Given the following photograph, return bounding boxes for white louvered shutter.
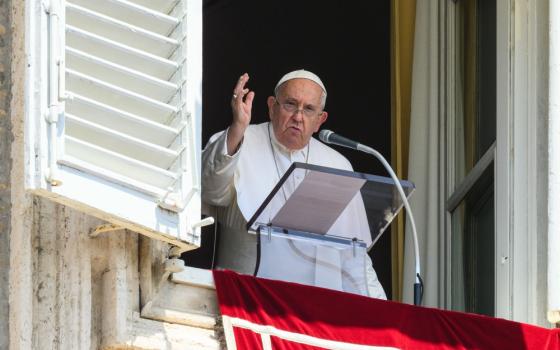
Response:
[25,0,203,249]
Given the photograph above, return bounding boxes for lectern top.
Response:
[247,162,415,248]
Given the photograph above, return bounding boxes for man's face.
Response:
[267,79,328,150]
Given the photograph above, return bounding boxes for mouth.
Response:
[287,126,302,133]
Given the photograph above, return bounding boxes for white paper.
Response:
[271,170,366,234]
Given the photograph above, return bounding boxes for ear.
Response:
[267,96,276,120]
[314,111,328,132]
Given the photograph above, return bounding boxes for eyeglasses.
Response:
[275,97,322,117]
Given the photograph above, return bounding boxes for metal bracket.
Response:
[191,216,214,230]
[158,191,185,212]
[158,187,200,213]
[168,217,214,258]
[89,223,125,238]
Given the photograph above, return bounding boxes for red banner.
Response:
[213,270,560,350]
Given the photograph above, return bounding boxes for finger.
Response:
[232,90,246,108]
[244,91,255,110]
[232,86,246,101]
[237,88,249,100]
[233,73,249,94]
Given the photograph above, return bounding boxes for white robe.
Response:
[202,122,386,299]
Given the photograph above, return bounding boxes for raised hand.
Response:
[227,73,255,155]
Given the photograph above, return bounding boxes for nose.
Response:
[292,109,304,122]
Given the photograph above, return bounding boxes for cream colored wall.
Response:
[0,0,13,347]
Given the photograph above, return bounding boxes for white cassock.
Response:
[202,121,386,299]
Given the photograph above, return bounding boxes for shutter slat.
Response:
[65,136,177,189]
[66,69,177,120]
[66,2,179,58]
[66,25,177,80]
[67,0,178,36]
[59,155,170,198]
[66,47,178,102]
[129,0,180,14]
[66,93,179,146]
[66,114,180,169]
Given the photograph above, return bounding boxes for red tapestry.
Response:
[213,270,560,350]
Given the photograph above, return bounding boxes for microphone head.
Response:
[318,129,333,143]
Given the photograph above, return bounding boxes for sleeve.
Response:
[201,128,242,206]
[365,254,387,300]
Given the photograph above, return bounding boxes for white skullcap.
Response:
[274,69,327,96]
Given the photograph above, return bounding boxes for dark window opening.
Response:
[183,0,392,298]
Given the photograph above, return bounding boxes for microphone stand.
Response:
[356,143,423,306]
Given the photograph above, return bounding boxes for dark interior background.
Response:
[184,0,392,298]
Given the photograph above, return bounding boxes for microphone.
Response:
[318,129,361,150]
[319,129,423,306]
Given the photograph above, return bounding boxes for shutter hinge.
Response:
[44,108,58,124]
[44,108,63,186]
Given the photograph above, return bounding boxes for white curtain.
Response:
[402,0,441,306]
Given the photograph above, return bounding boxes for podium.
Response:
[247,162,414,296]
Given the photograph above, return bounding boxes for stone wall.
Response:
[9,196,220,349]
[9,0,33,346]
[0,0,12,348]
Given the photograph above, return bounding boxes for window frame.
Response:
[442,0,547,324]
[444,0,497,316]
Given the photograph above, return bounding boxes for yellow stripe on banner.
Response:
[390,0,416,302]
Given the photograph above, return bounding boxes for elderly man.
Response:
[202,70,386,299]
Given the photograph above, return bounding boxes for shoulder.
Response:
[244,122,269,139]
[239,122,272,149]
[206,129,226,145]
[309,136,353,171]
[206,122,269,146]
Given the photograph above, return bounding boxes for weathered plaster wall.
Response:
[0,1,12,348]
[16,197,220,349]
[10,0,34,347]
[31,199,111,349]
[9,186,220,349]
